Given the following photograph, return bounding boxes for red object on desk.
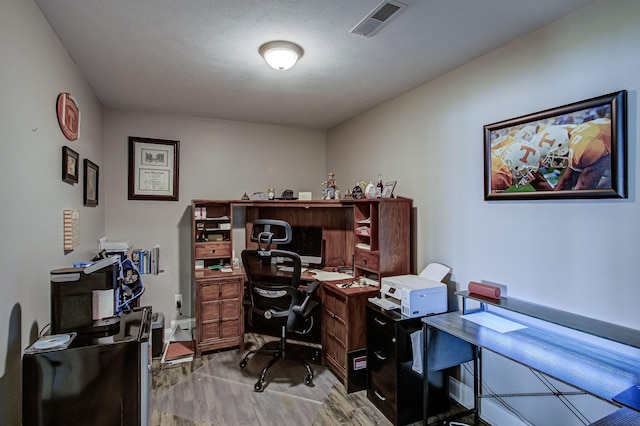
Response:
[468,281,501,299]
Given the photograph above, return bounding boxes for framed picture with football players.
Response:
[484,90,627,200]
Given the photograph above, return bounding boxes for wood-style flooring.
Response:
[150,333,488,426]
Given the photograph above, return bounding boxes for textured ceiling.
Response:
[35,0,593,129]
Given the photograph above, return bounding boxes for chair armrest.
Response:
[293,281,321,316]
[306,280,321,295]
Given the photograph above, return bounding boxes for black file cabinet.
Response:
[366,303,449,426]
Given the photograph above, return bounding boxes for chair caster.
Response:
[254,380,265,392]
[239,359,248,369]
[304,374,313,387]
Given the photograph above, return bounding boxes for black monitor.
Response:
[279,226,323,266]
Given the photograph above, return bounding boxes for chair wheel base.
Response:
[239,359,248,369]
[304,375,313,386]
[254,381,265,392]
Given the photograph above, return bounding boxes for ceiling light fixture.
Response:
[259,41,304,71]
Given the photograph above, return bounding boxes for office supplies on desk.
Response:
[312,270,354,281]
[378,275,447,317]
[468,281,501,299]
[460,311,527,333]
[368,263,451,317]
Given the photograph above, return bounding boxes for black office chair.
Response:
[239,219,321,392]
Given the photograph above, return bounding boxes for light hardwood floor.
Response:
[150,333,488,426]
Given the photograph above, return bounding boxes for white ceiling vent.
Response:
[350,0,407,37]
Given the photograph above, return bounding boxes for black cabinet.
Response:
[23,308,151,426]
[366,303,449,426]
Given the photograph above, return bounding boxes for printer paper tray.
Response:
[368,297,400,311]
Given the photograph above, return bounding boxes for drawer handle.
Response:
[374,351,386,361]
[374,390,386,401]
[374,317,387,326]
[363,258,367,265]
[211,249,216,254]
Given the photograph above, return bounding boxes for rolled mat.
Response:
[468,281,501,299]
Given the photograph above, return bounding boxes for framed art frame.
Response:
[484,90,627,200]
[128,136,180,201]
[83,159,99,207]
[381,181,397,198]
[62,146,79,184]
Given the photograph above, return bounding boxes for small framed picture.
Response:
[62,146,79,185]
[83,159,99,207]
[382,181,397,198]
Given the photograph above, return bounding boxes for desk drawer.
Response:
[368,373,397,420]
[195,242,231,259]
[324,290,347,322]
[368,311,396,336]
[368,334,397,378]
[201,300,240,322]
[355,248,379,271]
[200,281,240,301]
[201,318,240,341]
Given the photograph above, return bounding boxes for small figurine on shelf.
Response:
[352,181,365,199]
[267,188,275,200]
[322,172,338,199]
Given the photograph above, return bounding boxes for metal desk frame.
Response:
[422,292,640,425]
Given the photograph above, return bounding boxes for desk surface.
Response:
[423,311,640,406]
[457,290,640,349]
[194,267,379,296]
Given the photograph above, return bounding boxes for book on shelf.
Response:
[356,243,371,250]
[150,245,159,275]
[130,245,160,275]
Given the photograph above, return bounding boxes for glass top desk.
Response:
[421,292,640,425]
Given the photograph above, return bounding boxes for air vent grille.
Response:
[350,0,407,37]
[372,4,401,22]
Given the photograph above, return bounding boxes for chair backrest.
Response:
[242,219,305,330]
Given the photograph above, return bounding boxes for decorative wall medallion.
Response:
[56,92,80,141]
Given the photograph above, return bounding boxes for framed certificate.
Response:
[128,136,180,201]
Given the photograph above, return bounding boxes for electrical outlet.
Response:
[174,294,182,309]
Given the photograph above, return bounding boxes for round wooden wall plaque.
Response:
[56,92,80,141]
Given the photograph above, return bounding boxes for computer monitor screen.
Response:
[279,226,323,266]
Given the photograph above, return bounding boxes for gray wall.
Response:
[0,0,106,423]
[327,0,640,424]
[103,110,326,324]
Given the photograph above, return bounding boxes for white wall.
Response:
[0,0,105,423]
[103,110,326,322]
[327,0,639,424]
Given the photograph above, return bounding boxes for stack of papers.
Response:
[460,312,527,333]
[311,270,354,281]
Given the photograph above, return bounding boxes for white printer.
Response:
[369,263,450,318]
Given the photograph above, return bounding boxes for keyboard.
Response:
[368,297,400,311]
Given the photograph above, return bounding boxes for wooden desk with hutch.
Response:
[191,198,413,391]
